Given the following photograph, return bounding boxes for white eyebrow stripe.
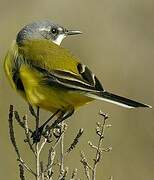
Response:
[39,26,51,32]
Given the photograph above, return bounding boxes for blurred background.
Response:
[0,0,154,179]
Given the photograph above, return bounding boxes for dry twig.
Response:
[19,164,25,180]
[66,128,84,154]
[80,110,112,180]
[8,105,111,180]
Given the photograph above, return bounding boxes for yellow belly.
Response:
[20,65,93,112]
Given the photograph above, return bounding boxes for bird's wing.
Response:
[30,63,104,93]
[18,40,104,93]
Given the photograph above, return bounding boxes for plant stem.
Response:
[36,143,40,180]
[91,115,106,180]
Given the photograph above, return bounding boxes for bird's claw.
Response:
[31,126,44,143]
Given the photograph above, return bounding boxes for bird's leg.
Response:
[31,110,60,143]
[31,107,74,143]
[48,108,74,130]
[36,106,40,129]
[42,108,74,142]
[28,104,37,118]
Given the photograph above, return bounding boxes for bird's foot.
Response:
[31,125,56,143]
[31,126,44,143]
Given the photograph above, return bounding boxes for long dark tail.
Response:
[87,91,152,108]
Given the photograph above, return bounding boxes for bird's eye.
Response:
[51,28,58,34]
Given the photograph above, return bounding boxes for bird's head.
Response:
[16,20,82,46]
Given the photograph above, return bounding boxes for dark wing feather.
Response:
[77,63,104,91]
[30,63,103,93]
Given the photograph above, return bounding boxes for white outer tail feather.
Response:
[86,91,152,109]
[86,93,134,108]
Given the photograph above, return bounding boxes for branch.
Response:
[8,105,20,158]
[80,151,91,180]
[23,115,36,155]
[80,110,112,180]
[8,105,111,180]
[18,158,36,176]
[91,111,109,180]
[70,168,78,180]
[19,164,25,180]
[66,128,84,155]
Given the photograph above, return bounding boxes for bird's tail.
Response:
[87,91,152,109]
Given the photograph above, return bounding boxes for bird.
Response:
[4,20,151,134]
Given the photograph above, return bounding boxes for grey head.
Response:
[16,20,82,46]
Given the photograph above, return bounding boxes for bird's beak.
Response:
[65,29,82,36]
